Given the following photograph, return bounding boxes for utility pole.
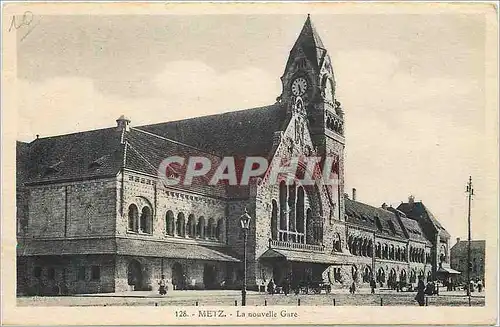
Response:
[465,176,474,306]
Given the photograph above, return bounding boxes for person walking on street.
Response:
[267,279,275,295]
[415,276,425,306]
[282,278,290,296]
[158,275,167,296]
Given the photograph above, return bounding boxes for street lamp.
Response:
[240,208,251,306]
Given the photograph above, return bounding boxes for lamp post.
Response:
[240,208,251,306]
[465,176,474,306]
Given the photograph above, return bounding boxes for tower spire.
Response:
[285,15,327,72]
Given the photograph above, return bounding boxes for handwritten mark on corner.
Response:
[9,11,40,42]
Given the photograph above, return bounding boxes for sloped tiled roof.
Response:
[16,128,125,185]
[345,198,406,240]
[124,128,227,197]
[18,238,240,262]
[399,216,430,244]
[450,240,485,254]
[139,103,288,158]
[286,15,328,72]
[397,202,451,238]
[116,238,240,262]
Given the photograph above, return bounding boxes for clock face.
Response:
[291,77,308,96]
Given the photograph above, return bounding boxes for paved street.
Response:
[17,289,485,307]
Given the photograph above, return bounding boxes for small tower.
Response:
[116,115,131,132]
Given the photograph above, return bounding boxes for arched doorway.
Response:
[400,269,407,286]
[377,268,386,287]
[172,262,186,290]
[203,264,218,289]
[388,268,397,289]
[128,259,143,291]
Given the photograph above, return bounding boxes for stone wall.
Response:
[24,179,117,239]
[119,171,227,244]
[18,255,115,295]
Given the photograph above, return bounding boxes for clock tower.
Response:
[279,15,346,222]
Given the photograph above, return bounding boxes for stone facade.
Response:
[16,16,450,295]
[450,239,485,284]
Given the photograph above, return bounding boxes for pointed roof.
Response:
[397,201,451,238]
[286,15,328,71]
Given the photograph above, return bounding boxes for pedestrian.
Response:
[349,282,356,294]
[158,275,167,296]
[370,278,376,294]
[415,276,425,306]
[283,278,289,296]
[267,279,275,295]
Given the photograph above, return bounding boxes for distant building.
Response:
[450,239,485,283]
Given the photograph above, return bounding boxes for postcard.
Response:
[1,2,498,326]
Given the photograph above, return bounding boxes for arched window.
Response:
[410,269,416,283]
[165,211,175,236]
[440,245,447,263]
[389,244,395,260]
[271,200,278,240]
[382,244,388,259]
[128,204,139,232]
[396,247,401,261]
[333,233,342,252]
[216,219,224,242]
[296,187,305,233]
[363,266,372,283]
[288,183,296,232]
[375,242,381,258]
[306,208,313,244]
[139,207,152,234]
[176,213,185,237]
[352,238,358,255]
[377,268,385,283]
[207,218,215,239]
[279,181,287,230]
[197,216,206,238]
[187,214,196,238]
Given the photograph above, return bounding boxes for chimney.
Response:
[408,195,415,205]
[116,115,131,132]
[456,237,461,244]
[352,188,357,201]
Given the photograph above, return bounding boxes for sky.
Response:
[16,11,497,242]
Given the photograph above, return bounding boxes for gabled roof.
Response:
[345,198,406,240]
[450,240,485,254]
[16,128,125,185]
[397,201,451,238]
[139,103,288,158]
